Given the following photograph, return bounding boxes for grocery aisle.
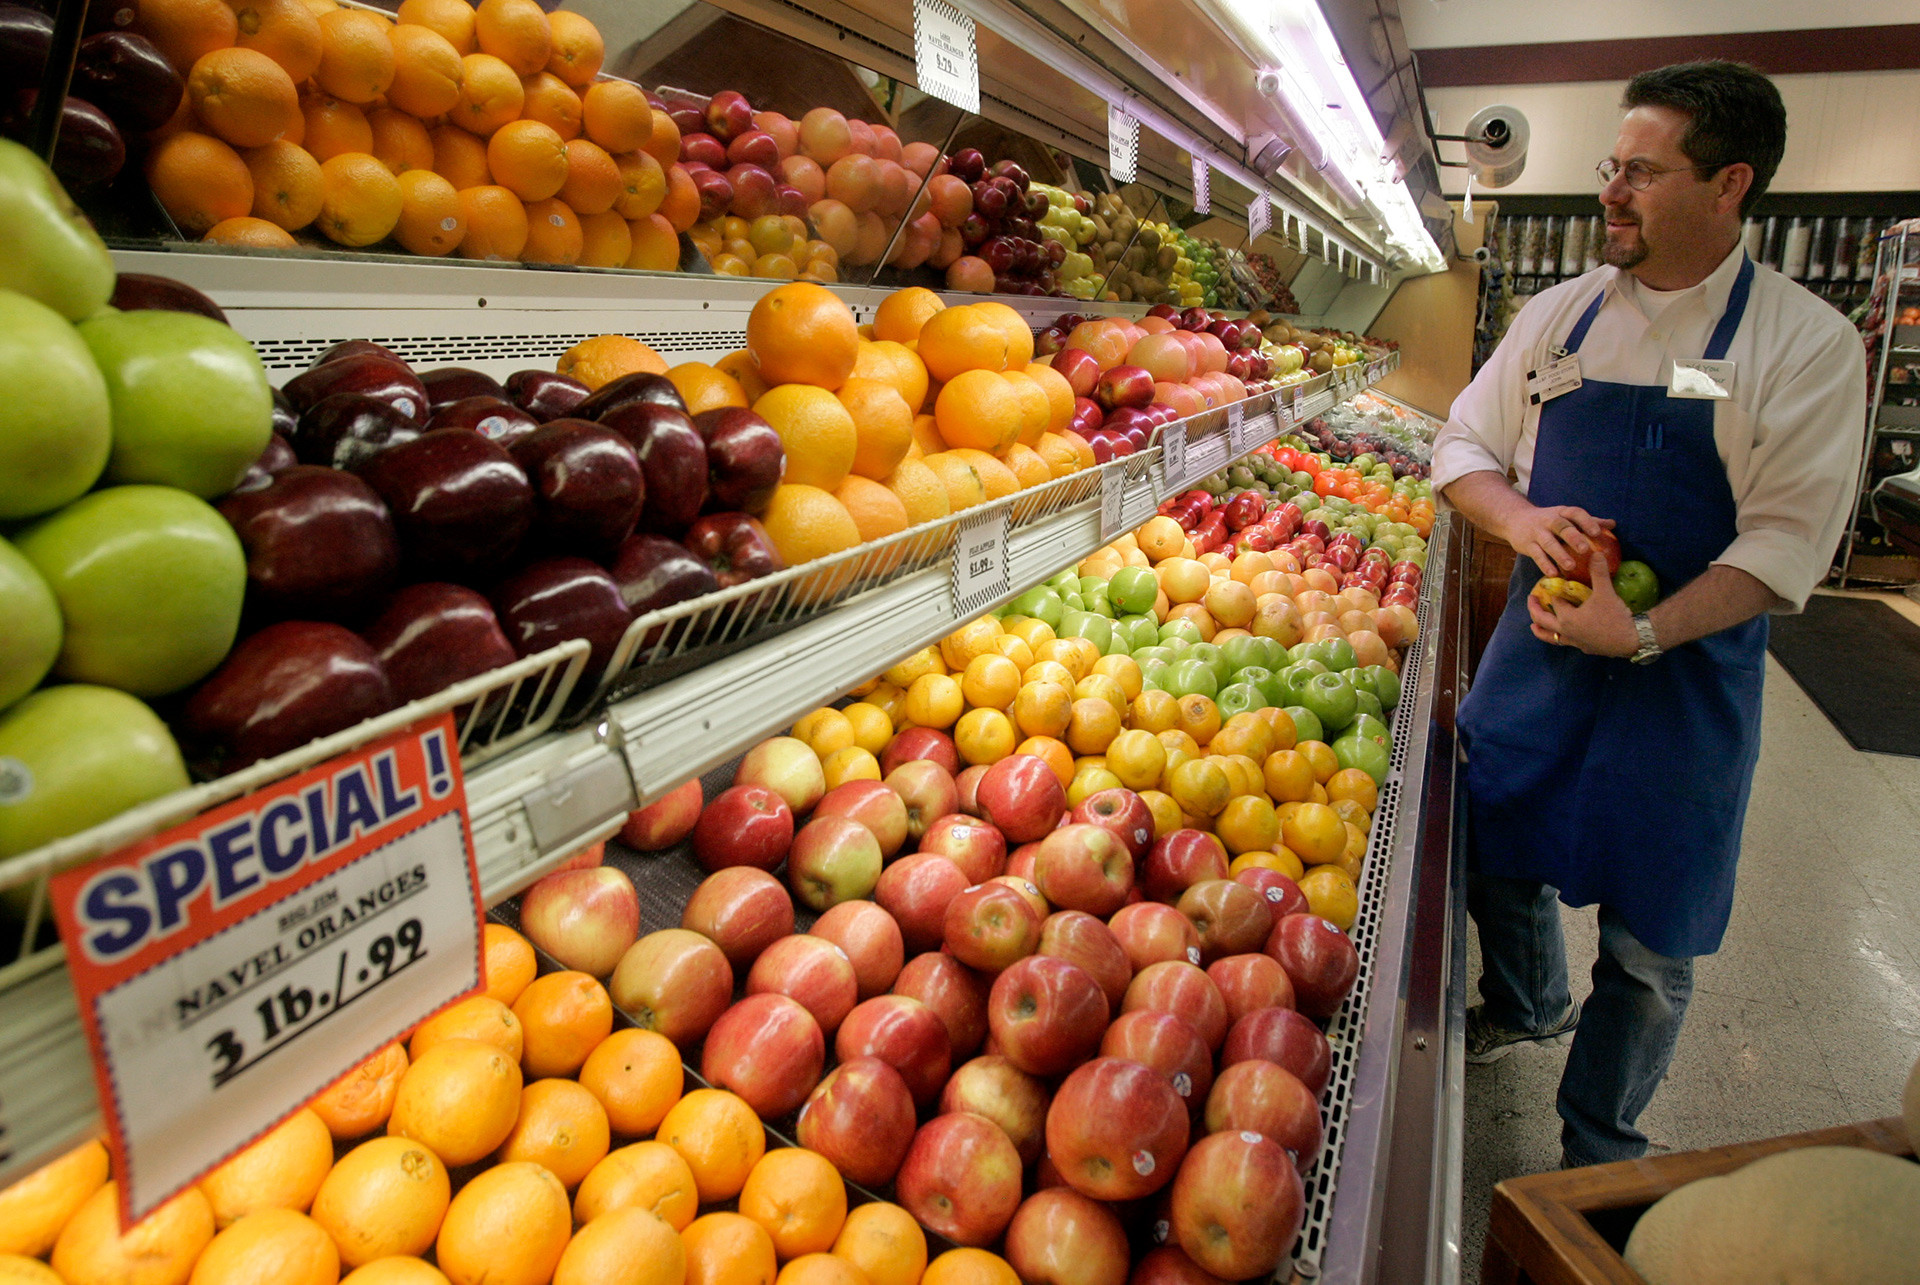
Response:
[1460,593,1920,1276]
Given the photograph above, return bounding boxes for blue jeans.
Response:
[1468,873,1696,1166]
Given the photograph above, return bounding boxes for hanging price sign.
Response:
[1100,466,1125,540]
[1228,401,1249,456]
[913,0,978,114]
[1249,195,1270,239]
[1161,422,1188,489]
[1190,157,1210,214]
[50,716,483,1225]
[1107,103,1138,184]
[951,507,1009,615]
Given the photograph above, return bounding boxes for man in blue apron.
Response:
[1432,62,1866,1167]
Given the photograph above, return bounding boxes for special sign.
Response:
[50,716,484,1224]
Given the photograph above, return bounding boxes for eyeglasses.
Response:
[1596,158,1722,190]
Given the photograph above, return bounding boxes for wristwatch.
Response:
[1629,613,1662,665]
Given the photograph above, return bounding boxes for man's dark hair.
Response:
[1623,61,1786,217]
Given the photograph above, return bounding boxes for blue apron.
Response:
[1458,257,1766,958]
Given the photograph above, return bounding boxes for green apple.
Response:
[80,308,274,498]
[0,684,190,858]
[1118,615,1160,651]
[1218,635,1265,676]
[1215,682,1268,720]
[1298,671,1358,733]
[17,485,245,697]
[0,139,114,322]
[1352,687,1384,724]
[1108,566,1157,616]
[1010,585,1065,628]
[0,537,60,712]
[1158,618,1202,647]
[1284,705,1324,744]
[1332,731,1390,784]
[1058,610,1112,655]
[0,290,112,519]
[1163,659,1219,700]
[1185,642,1230,688]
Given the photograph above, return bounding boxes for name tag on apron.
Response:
[1526,352,1582,405]
[1669,358,1735,399]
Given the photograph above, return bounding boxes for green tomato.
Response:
[1159,618,1203,646]
[1109,566,1158,616]
[1215,682,1269,721]
[1284,705,1324,744]
[1058,610,1112,654]
[1164,659,1220,700]
[1332,731,1390,784]
[1298,670,1358,733]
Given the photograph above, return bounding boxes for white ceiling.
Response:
[1399,0,1917,49]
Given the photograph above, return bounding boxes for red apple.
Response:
[1204,1060,1322,1172]
[620,778,704,850]
[1045,1057,1189,1201]
[954,764,989,817]
[1052,347,1100,398]
[1265,913,1359,1018]
[986,955,1108,1078]
[943,881,1042,973]
[1168,1131,1304,1280]
[609,928,733,1045]
[874,853,971,954]
[1006,842,1039,883]
[1176,880,1273,963]
[1130,1246,1229,1285]
[1037,910,1131,1010]
[880,726,959,776]
[1034,1150,1067,1192]
[796,1056,919,1188]
[1098,1009,1212,1112]
[938,1054,1050,1165]
[1142,830,1229,904]
[989,875,1049,923]
[810,900,904,999]
[1109,903,1204,973]
[1233,868,1307,921]
[1220,1007,1330,1098]
[1121,961,1228,1052]
[693,784,793,873]
[885,760,960,842]
[681,867,794,969]
[918,814,1007,884]
[517,865,640,978]
[815,779,909,856]
[1206,953,1295,1022]
[895,1112,1024,1246]
[1070,788,1153,862]
[835,994,952,1109]
[746,934,859,1035]
[975,754,1068,843]
[892,950,990,1057]
[1032,824,1134,917]
[787,814,883,911]
[702,992,825,1118]
[1004,1189,1131,1285]
[735,735,826,814]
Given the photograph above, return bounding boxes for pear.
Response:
[0,139,114,322]
[0,289,112,520]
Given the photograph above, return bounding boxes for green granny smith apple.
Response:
[1352,687,1383,725]
[1163,659,1219,700]
[1351,714,1391,750]
[1108,566,1158,616]
[1010,585,1065,628]
[0,290,111,520]
[1299,671,1358,733]
[1185,642,1230,688]
[81,308,274,499]
[1277,661,1326,703]
[1159,618,1203,646]
[1058,610,1112,655]
[0,139,114,322]
[1218,635,1265,676]
[1215,683,1268,720]
[1332,732,1390,784]
[1613,560,1660,614]
[0,684,189,859]
[17,485,245,697]
[1118,615,1160,650]
[1284,705,1324,744]
[0,537,60,712]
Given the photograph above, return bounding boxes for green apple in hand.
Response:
[0,289,111,519]
[0,684,189,859]
[80,308,273,498]
[0,537,60,712]
[0,139,114,322]
[16,485,245,697]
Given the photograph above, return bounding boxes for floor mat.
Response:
[1767,595,1920,756]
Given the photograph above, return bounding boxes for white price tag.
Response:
[51,717,483,1224]
[1162,423,1187,489]
[951,507,1009,614]
[1107,103,1138,184]
[1190,156,1210,215]
[1100,466,1125,540]
[913,0,978,114]
[1249,195,1271,239]
[1228,401,1248,455]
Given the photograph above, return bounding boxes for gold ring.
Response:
[1553,632,1561,643]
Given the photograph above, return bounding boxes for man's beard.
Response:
[1602,218,1648,269]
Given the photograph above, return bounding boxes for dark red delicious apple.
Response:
[810,900,904,999]
[575,371,687,421]
[608,533,719,617]
[974,754,1066,844]
[1204,1060,1322,1172]
[726,164,777,219]
[357,429,533,576]
[180,621,395,772]
[1265,913,1359,1018]
[879,727,960,776]
[892,950,989,1058]
[986,954,1108,1078]
[609,927,733,1046]
[895,1112,1023,1247]
[1220,1006,1331,1098]
[311,341,403,367]
[1071,788,1154,861]
[795,1057,918,1189]
[834,993,951,1109]
[509,419,645,554]
[231,432,297,494]
[1177,880,1273,963]
[294,392,422,472]
[1036,910,1130,1010]
[939,1055,1049,1166]
[692,407,785,515]
[599,402,708,535]
[746,933,859,1035]
[680,866,794,969]
[680,131,726,168]
[1169,1131,1305,1280]
[944,881,1041,974]
[874,852,970,954]
[360,582,517,704]
[684,512,783,588]
[218,464,398,619]
[490,556,632,680]
[420,366,506,409]
[1004,1188,1131,1285]
[1045,1057,1189,1201]
[701,992,825,1118]
[1098,1009,1213,1111]
[1143,830,1230,905]
[1108,902,1204,973]
[285,352,429,424]
[430,395,540,447]
[692,783,794,872]
[1206,953,1295,1022]
[506,369,591,422]
[108,271,227,324]
[726,129,778,169]
[1122,961,1229,1052]
[72,31,182,133]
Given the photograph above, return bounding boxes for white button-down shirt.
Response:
[1432,242,1866,610]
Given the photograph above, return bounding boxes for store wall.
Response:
[1365,205,1485,420]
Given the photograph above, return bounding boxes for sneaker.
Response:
[1464,1000,1580,1065]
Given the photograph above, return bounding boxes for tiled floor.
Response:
[1458,591,1920,1279]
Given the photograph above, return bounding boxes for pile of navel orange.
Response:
[0,920,1008,1285]
[137,0,694,267]
[555,283,1097,574]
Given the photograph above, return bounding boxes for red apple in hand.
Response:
[815,779,909,856]
[746,934,859,1034]
[1206,953,1295,1022]
[518,865,640,978]
[1033,824,1134,917]
[693,784,793,872]
[610,928,733,1045]
[1204,1060,1322,1172]
[1045,1057,1189,1201]
[885,759,960,841]
[1122,961,1228,1051]
[939,1054,1050,1165]
[681,867,794,969]
[895,1112,1023,1246]
[1037,911,1131,1010]
[796,1056,919,1188]
[1143,830,1229,904]
[1563,526,1622,586]
[1070,788,1153,861]
[1005,1189,1131,1285]
[1265,913,1359,1018]
[1098,1009,1212,1112]
[621,778,703,850]
[702,992,825,1118]
[975,754,1067,843]
[1221,1006,1330,1098]
[944,882,1042,973]
[835,994,952,1109]
[919,814,1007,884]
[811,900,903,999]
[1110,903,1204,973]
[1169,1131,1304,1281]
[987,954,1108,1077]
[892,951,989,1057]
[875,853,971,953]
[1177,880,1273,963]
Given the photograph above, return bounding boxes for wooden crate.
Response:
[1480,1117,1914,1285]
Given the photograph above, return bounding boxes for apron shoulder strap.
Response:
[1703,254,1755,362]
[1561,286,1610,355]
